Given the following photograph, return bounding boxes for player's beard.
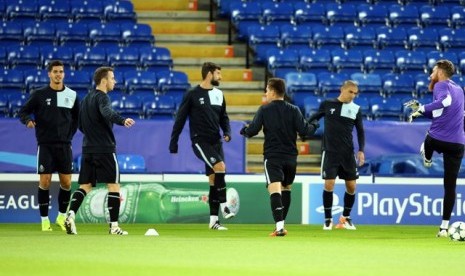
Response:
[428,78,438,91]
[211,79,220,87]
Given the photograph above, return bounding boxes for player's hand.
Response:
[26,120,36,128]
[224,135,231,142]
[240,126,248,137]
[403,99,420,112]
[408,109,424,123]
[124,118,135,128]
[309,119,320,130]
[357,151,365,166]
[169,143,178,154]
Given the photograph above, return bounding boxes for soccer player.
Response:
[406,59,465,237]
[308,80,365,231]
[18,60,79,231]
[240,78,319,236]
[169,62,234,230]
[64,67,135,235]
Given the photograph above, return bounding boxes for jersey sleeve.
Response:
[98,93,125,125]
[243,106,264,138]
[18,92,38,125]
[170,91,191,146]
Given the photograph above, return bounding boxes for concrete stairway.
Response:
[131,0,321,174]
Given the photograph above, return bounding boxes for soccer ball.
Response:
[448,221,465,242]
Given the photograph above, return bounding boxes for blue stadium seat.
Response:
[285,72,317,94]
[120,23,155,47]
[0,93,8,117]
[450,6,465,29]
[0,69,24,91]
[117,154,146,173]
[407,27,439,52]
[113,94,143,119]
[419,5,450,28]
[382,73,415,97]
[38,0,70,22]
[363,49,396,74]
[317,72,349,96]
[7,45,41,71]
[357,3,389,27]
[66,71,91,92]
[426,50,458,73]
[280,24,312,51]
[293,2,325,25]
[248,24,281,64]
[23,21,56,47]
[331,49,364,74]
[88,22,122,47]
[376,26,408,51]
[459,52,465,76]
[388,4,420,27]
[0,21,24,45]
[395,50,427,74]
[139,46,173,72]
[351,72,383,95]
[104,1,136,24]
[75,46,108,71]
[344,26,376,51]
[24,69,49,92]
[299,48,331,72]
[370,97,404,121]
[0,46,6,65]
[414,73,430,97]
[6,0,38,21]
[261,2,293,26]
[439,27,465,54]
[355,96,371,119]
[124,70,157,94]
[70,1,104,23]
[267,48,299,77]
[325,3,357,26]
[107,46,140,72]
[8,93,28,117]
[157,71,191,96]
[312,25,344,49]
[302,95,323,118]
[41,46,74,67]
[144,95,176,120]
[56,22,90,47]
[230,2,262,41]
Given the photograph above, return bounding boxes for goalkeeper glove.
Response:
[403,99,420,112]
[408,105,425,123]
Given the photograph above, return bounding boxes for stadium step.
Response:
[247,141,314,155]
[156,43,234,58]
[177,66,253,82]
[139,20,216,35]
[132,0,198,11]
[224,92,263,106]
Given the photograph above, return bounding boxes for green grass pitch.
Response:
[0,223,463,275]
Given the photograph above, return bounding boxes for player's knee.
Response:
[213,162,226,172]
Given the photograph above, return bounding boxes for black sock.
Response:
[343,192,355,217]
[38,187,49,217]
[58,187,71,214]
[209,185,220,216]
[282,190,291,220]
[68,188,86,214]
[270,193,283,223]
[214,172,226,203]
[323,190,333,219]
[107,192,121,223]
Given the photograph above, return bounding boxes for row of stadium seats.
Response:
[0,92,179,120]
[0,0,136,24]
[0,21,155,48]
[0,69,190,96]
[0,45,172,72]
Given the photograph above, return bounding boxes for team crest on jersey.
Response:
[210,157,216,164]
[39,164,45,172]
[46,98,51,106]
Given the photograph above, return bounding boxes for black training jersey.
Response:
[79,89,126,154]
[309,98,365,153]
[19,85,79,145]
[244,100,317,159]
[170,85,231,145]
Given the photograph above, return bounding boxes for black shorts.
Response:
[192,142,224,176]
[264,157,297,186]
[37,144,73,174]
[78,153,120,186]
[321,150,358,180]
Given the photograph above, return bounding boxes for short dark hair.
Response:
[93,67,114,85]
[201,62,221,80]
[46,60,64,72]
[436,59,455,78]
[267,78,286,97]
